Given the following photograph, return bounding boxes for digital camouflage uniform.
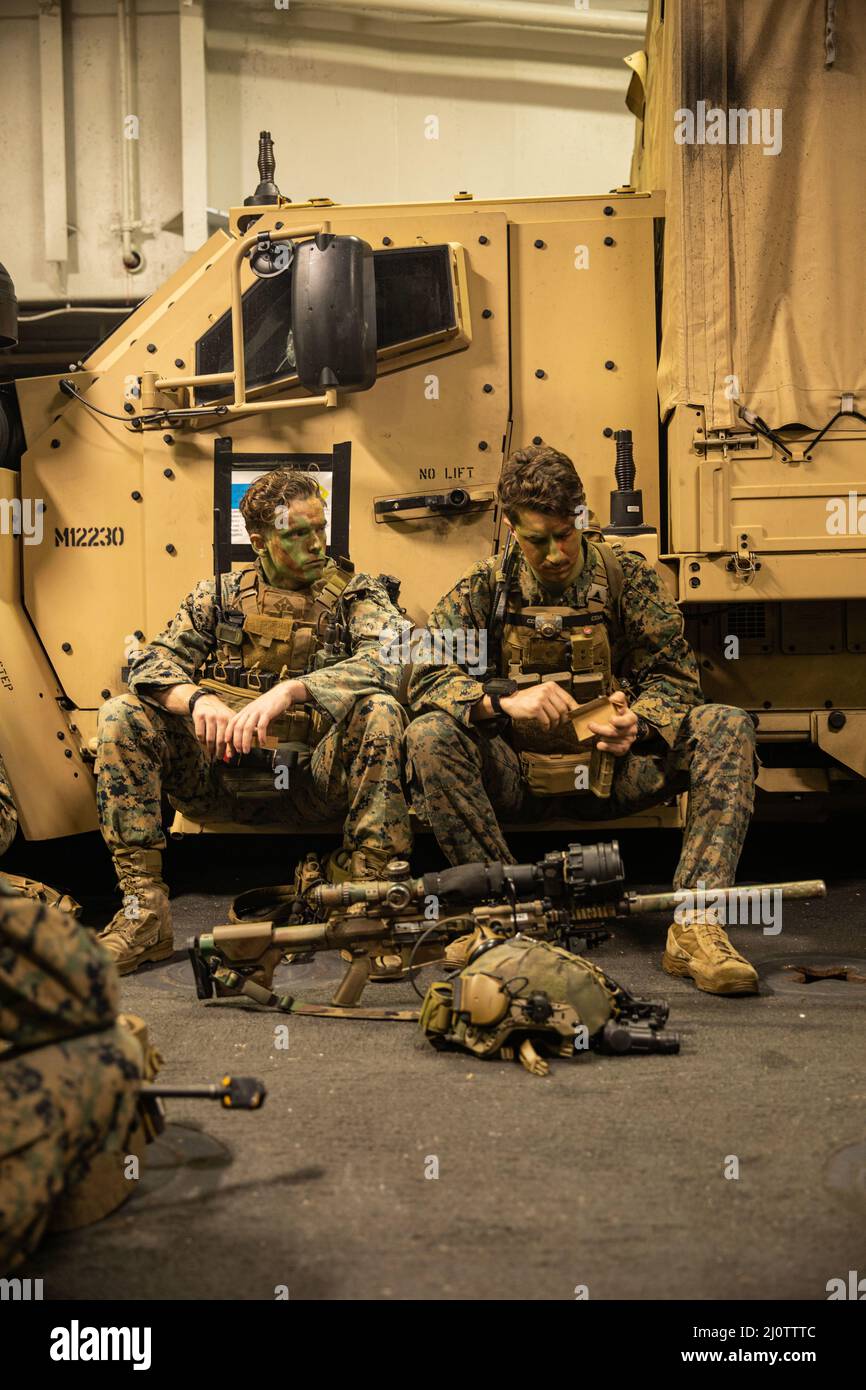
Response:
[96,560,412,865]
[0,752,17,856]
[0,755,83,914]
[0,878,141,1272]
[406,538,756,890]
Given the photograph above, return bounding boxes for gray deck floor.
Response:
[8,822,866,1301]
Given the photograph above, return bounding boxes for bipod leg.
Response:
[212,966,293,1012]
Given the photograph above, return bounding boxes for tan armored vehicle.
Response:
[1,1,863,842]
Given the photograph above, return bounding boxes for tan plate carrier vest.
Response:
[198,560,354,752]
[499,539,624,798]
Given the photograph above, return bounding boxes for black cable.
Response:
[501,973,530,1002]
[738,402,866,458]
[59,378,229,425]
[737,405,793,458]
[407,921,449,999]
[149,405,230,420]
[58,379,137,423]
[803,407,866,453]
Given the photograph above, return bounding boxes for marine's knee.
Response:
[349,691,406,736]
[404,710,462,758]
[689,703,756,749]
[97,693,150,739]
[404,710,477,785]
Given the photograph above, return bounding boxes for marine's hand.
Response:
[192,694,235,762]
[587,690,638,757]
[500,682,578,731]
[225,679,309,755]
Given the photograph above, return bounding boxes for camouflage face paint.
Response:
[252,497,328,589]
[511,507,585,592]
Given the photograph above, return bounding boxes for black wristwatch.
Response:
[188,688,211,717]
[634,715,652,743]
[482,677,519,716]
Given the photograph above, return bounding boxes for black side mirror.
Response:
[0,261,18,349]
[292,233,376,393]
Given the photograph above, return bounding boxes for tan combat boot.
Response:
[346,847,410,979]
[662,911,759,995]
[99,848,173,976]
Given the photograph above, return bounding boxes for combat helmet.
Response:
[419,934,678,1075]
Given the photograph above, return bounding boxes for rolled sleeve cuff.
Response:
[301,671,355,724]
[454,682,485,725]
[415,676,485,725]
[128,664,196,708]
[301,655,403,723]
[630,696,677,747]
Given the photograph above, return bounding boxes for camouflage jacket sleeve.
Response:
[0,754,18,857]
[612,551,704,744]
[406,561,493,724]
[127,580,218,705]
[302,573,411,724]
[0,886,119,1048]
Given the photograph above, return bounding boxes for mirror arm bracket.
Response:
[135,221,329,425]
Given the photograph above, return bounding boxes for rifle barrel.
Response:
[140,1077,267,1109]
[621,880,826,915]
[140,1084,223,1099]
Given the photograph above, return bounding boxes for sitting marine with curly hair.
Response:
[95,468,411,974]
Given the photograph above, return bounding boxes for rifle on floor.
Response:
[187,842,825,1020]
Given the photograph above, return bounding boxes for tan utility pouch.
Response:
[242,613,299,674]
[418,981,454,1038]
[243,613,293,645]
[519,747,614,798]
[0,872,82,918]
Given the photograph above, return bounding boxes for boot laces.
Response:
[100,913,139,945]
[696,919,740,959]
[101,884,163,940]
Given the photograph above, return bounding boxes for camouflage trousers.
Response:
[0,1028,141,1273]
[96,692,412,862]
[405,704,756,888]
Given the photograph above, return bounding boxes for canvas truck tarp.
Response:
[629,0,866,433]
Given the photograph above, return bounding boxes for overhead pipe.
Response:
[292,0,646,39]
[38,1,69,270]
[180,0,209,252]
[18,305,131,320]
[117,0,144,273]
